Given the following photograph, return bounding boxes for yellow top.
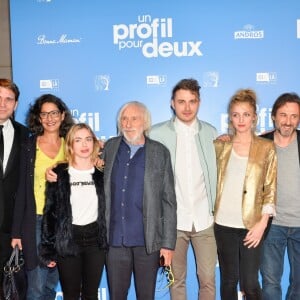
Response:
[34,138,65,215]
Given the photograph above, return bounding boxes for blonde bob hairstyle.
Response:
[64,123,100,165]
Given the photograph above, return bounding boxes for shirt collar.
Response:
[1,118,13,131]
[174,117,198,134]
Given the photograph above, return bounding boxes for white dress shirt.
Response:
[1,119,15,172]
[174,117,213,232]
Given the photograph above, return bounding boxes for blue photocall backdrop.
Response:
[9,1,300,299]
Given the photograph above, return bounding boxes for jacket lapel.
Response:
[3,122,21,178]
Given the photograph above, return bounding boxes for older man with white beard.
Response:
[103,101,177,300]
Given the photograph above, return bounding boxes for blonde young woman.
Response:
[39,123,107,300]
[214,89,277,300]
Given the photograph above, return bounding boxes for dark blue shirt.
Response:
[109,139,146,247]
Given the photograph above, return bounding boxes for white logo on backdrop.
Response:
[94,75,110,91]
[71,109,100,132]
[234,24,264,39]
[146,75,167,86]
[37,34,81,45]
[220,105,273,134]
[256,72,277,84]
[40,79,59,91]
[203,72,219,88]
[113,15,203,58]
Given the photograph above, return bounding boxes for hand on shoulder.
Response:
[215,134,232,142]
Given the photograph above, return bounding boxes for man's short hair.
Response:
[271,92,300,117]
[0,78,20,101]
[171,78,201,100]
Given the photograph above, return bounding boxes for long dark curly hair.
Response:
[26,94,74,137]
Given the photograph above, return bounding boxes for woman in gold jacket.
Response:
[214,89,277,300]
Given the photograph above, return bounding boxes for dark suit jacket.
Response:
[0,119,29,233]
[11,135,39,270]
[103,136,177,254]
[260,129,300,165]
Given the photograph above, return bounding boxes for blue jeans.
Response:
[26,215,59,300]
[261,224,300,300]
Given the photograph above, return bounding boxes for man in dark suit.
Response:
[0,79,29,298]
[103,101,177,300]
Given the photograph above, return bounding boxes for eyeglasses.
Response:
[164,266,174,287]
[39,110,61,119]
[156,265,174,292]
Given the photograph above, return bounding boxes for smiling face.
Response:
[171,89,200,125]
[0,86,18,124]
[230,102,256,134]
[39,102,65,133]
[273,102,300,138]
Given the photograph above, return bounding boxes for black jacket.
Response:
[12,135,41,270]
[260,130,300,165]
[39,163,107,265]
[0,120,28,233]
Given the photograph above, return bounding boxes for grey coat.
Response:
[103,136,177,254]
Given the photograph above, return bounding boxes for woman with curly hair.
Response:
[11,94,74,300]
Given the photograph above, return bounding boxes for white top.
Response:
[216,149,248,228]
[69,166,98,225]
[1,119,14,171]
[174,117,213,232]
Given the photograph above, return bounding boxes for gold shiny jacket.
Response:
[214,135,277,229]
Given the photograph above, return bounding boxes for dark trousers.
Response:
[107,246,160,300]
[214,223,263,300]
[0,232,11,300]
[57,222,106,300]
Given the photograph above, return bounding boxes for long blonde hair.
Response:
[64,123,100,165]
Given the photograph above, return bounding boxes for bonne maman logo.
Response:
[37,34,82,45]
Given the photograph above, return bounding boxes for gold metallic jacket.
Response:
[214,135,277,229]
